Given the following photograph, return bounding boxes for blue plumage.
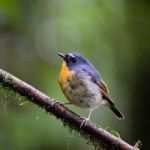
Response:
[58,52,124,127]
[67,52,101,83]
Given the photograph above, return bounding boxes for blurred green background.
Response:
[0,0,150,150]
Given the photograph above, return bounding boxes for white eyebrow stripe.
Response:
[69,53,75,58]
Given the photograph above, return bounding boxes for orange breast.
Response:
[58,61,75,89]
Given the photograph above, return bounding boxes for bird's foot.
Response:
[79,117,90,128]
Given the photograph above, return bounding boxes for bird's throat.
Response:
[58,61,75,88]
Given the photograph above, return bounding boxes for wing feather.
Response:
[96,80,113,101]
[98,80,109,94]
[96,80,124,119]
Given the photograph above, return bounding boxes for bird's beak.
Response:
[58,53,66,60]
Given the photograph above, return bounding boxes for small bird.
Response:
[58,52,124,127]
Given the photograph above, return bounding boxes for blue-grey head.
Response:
[58,52,101,81]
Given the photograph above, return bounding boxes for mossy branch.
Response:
[0,68,136,150]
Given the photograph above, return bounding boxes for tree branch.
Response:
[0,68,136,150]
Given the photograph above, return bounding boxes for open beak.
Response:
[58,53,66,60]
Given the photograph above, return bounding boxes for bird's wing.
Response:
[81,65,111,101]
[96,80,113,102]
[98,80,109,94]
[89,72,124,119]
[96,80,124,119]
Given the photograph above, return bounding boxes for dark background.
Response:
[0,0,150,149]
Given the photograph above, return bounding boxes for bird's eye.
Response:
[71,57,77,63]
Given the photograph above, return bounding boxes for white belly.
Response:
[65,74,103,108]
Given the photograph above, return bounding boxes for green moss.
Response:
[61,119,108,150]
[0,83,10,104]
[134,140,142,150]
[104,126,121,138]
[0,83,29,108]
[61,121,124,149]
[4,72,12,83]
[110,130,121,138]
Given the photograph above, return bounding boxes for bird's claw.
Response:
[79,117,90,128]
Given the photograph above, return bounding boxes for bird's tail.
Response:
[106,98,124,119]
[110,103,124,119]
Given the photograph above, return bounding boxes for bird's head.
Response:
[58,52,89,70]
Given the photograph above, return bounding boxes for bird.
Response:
[58,52,124,127]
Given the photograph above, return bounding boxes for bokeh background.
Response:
[0,0,150,150]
